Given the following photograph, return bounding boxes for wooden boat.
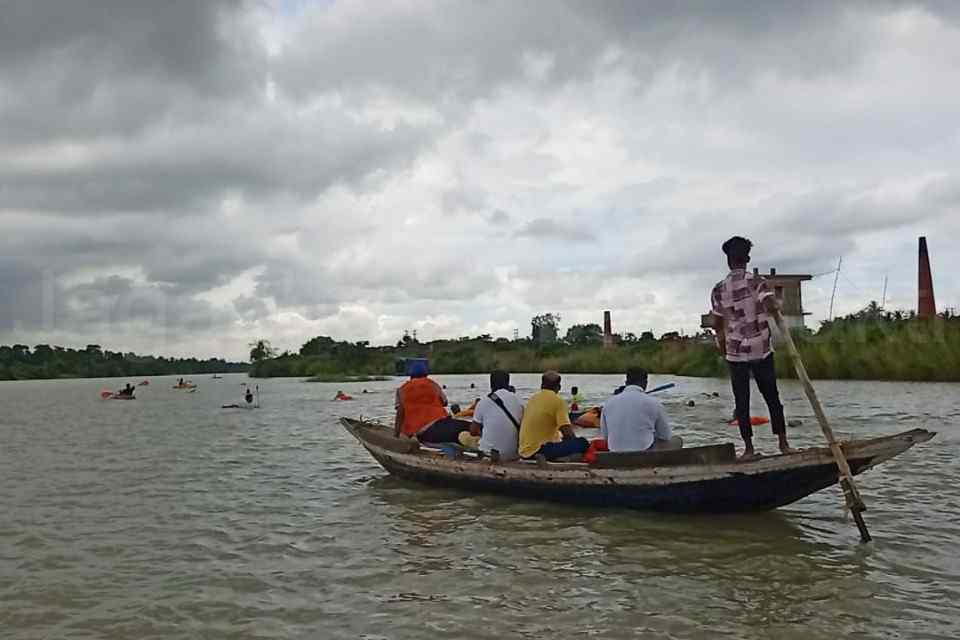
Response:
[340,418,934,513]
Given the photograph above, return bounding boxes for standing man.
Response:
[519,371,589,461]
[711,236,793,458]
[600,367,678,452]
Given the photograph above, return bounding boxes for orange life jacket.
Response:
[399,378,448,436]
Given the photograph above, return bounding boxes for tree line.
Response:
[0,344,249,380]
[248,304,960,382]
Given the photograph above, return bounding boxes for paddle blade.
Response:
[646,383,675,394]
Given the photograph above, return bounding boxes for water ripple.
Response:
[1,374,957,639]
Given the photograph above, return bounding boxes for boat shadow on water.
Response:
[362,472,842,553]
[359,472,884,615]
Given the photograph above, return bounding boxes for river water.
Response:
[1,373,957,639]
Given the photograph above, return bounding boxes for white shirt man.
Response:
[600,370,671,452]
[470,386,523,460]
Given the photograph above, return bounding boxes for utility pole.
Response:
[828,257,842,321]
[881,275,888,309]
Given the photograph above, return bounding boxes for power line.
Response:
[828,257,842,321]
[840,272,863,293]
[811,268,840,278]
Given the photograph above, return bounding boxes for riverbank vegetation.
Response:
[787,304,960,381]
[250,305,960,382]
[0,344,248,380]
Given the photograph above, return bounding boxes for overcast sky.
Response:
[2,0,958,360]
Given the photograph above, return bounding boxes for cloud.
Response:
[489,209,511,224]
[1,0,959,358]
[518,218,596,242]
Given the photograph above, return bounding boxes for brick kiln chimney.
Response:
[918,236,936,319]
[603,310,613,349]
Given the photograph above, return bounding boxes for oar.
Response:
[646,382,675,394]
[770,307,871,542]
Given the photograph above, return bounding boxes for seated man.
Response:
[600,367,680,452]
[394,361,470,444]
[459,369,522,460]
[519,371,589,461]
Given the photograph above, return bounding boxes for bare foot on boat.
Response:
[738,448,760,461]
[778,435,794,455]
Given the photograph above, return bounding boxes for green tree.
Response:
[564,323,603,345]
[249,339,277,363]
[300,336,337,356]
[531,313,561,344]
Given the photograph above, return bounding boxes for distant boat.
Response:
[341,418,934,513]
[212,374,223,380]
[100,390,136,400]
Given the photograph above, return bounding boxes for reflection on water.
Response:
[0,373,957,639]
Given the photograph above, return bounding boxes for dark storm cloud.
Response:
[1,0,958,355]
[627,173,960,279]
[65,276,235,334]
[0,0,264,147]
[233,295,271,322]
[0,260,232,339]
[0,259,62,332]
[275,0,944,105]
[0,211,264,296]
[0,111,433,214]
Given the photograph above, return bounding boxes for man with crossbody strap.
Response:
[461,370,523,460]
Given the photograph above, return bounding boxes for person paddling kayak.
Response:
[569,386,584,411]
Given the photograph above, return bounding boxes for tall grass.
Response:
[786,316,960,382]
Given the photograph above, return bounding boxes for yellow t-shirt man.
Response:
[519,389,571,458]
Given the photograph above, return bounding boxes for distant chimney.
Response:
[753,267,759,275]
[918,236,936,319]
[603,310,613,349]
[769,268,777,276]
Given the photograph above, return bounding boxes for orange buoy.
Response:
[728,416,770,426]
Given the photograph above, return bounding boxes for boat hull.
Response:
[376,454,874,512]
[342,418,934,514]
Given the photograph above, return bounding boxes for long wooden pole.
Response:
[771,308,871,542]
